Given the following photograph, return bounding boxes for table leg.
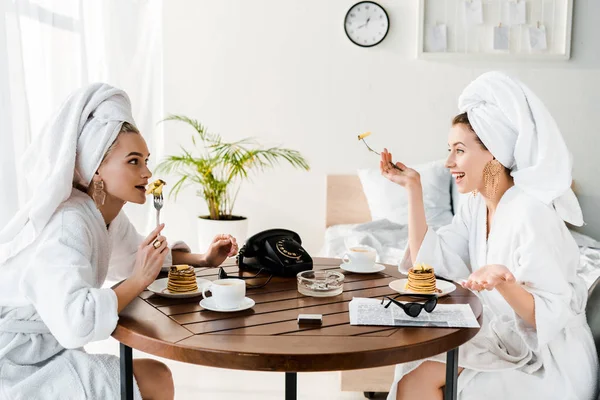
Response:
[444,347,459,400]
[120,343,134,400]
[285,372,297,400]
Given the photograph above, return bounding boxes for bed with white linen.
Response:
[322,160,600,396]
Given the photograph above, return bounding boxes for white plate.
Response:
[200,297,255,312]
[147,277,211,299]
[340,263,386,274]
[389,278,456,297]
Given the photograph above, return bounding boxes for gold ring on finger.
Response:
[153,239,162,249]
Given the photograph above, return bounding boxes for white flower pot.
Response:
[197,216,249,253]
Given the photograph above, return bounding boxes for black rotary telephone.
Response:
[237,229,313,277]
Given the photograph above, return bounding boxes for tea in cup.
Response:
[201,279,245,310]
[342,246,377,268]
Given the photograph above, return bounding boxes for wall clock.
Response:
[344,1,390,47]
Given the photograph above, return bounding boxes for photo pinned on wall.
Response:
[428,23,447,52]
[418,0,571,59]
[463,0,483,26]
[508,0,526,25]
[529,24,547,50]
[493,24,510,50]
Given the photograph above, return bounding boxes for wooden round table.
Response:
[113,257,482,400]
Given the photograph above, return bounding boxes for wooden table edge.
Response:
[112,318,482,372]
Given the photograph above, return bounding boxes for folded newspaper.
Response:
[349,297,480,328]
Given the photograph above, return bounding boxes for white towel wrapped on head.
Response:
[458,71,583,226]
[0,83,135,264]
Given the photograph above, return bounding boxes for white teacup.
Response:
[202,279,245,310]
[342,246,377,269]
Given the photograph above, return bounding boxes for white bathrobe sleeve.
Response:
[511,207,580,351]
[399,198,473,281]
[19,210,119,349]
[107,211,191,282]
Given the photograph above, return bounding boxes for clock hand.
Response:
[358,15,372,29]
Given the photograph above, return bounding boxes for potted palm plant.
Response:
[155,115,310,251]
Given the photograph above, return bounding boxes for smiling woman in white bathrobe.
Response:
[0,84,238,399]
[380,72,598,400]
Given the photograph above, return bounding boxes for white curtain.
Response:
[0,0,163,231]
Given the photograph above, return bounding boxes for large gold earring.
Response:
[92,180,106,208]
[483,159,503,200]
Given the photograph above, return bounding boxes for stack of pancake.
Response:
[406,263,438,294]
[167,265,197,293]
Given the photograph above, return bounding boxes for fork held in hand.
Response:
[360,138,404,171]
[153,194,164,227]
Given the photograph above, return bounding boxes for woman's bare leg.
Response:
[133,358,174,400]
[396,361,464,400]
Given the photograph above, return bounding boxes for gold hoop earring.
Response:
[92,180,106,208]
[483,159,503,200]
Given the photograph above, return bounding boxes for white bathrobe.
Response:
[387,186,598,400]
[0,189,188,399]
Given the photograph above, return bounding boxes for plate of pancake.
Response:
[147,265,210,298]
[389,264,456,297]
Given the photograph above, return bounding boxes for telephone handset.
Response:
[237,229,313,277]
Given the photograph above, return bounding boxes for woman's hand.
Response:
[130,224,169,288]
[204,234,239,267]
[380,148,421,189]
[462,264,516,292]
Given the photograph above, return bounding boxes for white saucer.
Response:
[147,277,211,299]
[389,278,456,297]
[200,297,255,312]
[340,263,386,274]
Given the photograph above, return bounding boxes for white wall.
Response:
[161,0,600,254]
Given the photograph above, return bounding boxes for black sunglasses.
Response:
[218,267,274,289]
[380,293,438,318]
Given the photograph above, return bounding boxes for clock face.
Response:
[344,1,389,47]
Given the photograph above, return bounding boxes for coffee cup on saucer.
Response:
[342,245,377,270]
[201,279,245,310]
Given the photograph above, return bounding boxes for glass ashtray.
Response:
[297,270,344,297]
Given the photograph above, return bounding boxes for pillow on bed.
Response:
[358,159,453,227]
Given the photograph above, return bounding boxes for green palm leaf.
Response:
[155,115,310,219]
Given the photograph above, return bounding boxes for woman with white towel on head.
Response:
[380,71,598,400]
[0,84,238,399]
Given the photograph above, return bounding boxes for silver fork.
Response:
[360,138,404,171]
[153,194,164,226]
